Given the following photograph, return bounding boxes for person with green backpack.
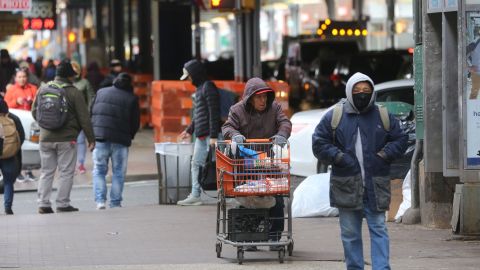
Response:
[312,72,407,270]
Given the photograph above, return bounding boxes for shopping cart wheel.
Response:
[287,241,294,256]
[278,247,285,263]
[216,242,222,258]
[237,247,244,265]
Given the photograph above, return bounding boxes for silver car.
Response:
[0,108,41,193]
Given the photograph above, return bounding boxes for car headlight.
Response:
[30,122,40,143]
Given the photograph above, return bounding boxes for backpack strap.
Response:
[377,105,390,132]
[46,82,68,89]
[331,103,343,144]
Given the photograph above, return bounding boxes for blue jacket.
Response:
[312,72,407,211]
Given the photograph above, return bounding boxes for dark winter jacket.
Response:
[312,72,407,211]
[184,61,220,138]
[222,78,291,139]
[99,72,119,89]
[91,85,140,147]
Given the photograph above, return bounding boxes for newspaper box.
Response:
[155,143,193,204]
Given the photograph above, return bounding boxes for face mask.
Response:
[353,93,372,111]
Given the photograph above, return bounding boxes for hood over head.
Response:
[242,77,275,111]
[180,59,207,87]
[345,72,375,113]
[113,72,133,92]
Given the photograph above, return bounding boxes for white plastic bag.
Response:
[292,173,339,218]
[395,169,412,220]
[235,196,276,209]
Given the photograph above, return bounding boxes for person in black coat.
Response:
[177,59,220,206]
[90,73,140,209]
[0,97,24,215]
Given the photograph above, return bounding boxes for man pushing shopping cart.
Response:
[217,77,292,264]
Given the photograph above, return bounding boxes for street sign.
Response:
[0,0,31,11]
[22,0,56,30]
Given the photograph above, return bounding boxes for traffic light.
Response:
[317,19,368,38]
[210,0,235,9]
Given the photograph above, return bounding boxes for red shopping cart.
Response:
[215,139,293,264]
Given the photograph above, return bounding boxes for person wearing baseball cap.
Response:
[177,59,220,206]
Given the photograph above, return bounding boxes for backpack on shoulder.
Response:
[331,102,390,142]
[35,82,69,130]
[0,114,21,159]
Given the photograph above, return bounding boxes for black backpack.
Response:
[35,82,69,130]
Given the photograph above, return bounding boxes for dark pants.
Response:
[1,157,18,209]
[269,196,285,241]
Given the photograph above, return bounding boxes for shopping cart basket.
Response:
[215,139,293,264]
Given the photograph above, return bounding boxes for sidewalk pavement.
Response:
[14,128,159,192]
[0,203,479,269]
[5,129,480,269]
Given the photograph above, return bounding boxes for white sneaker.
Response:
[96,202,106,210]
[177,194,202,206]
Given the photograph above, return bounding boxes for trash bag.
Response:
[292,173,339,218]
[395,169,412,220]
[235,196,276,209]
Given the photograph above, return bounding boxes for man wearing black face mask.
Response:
[312,72,407,270]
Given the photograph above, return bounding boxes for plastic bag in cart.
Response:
[292,173,339,218]
[235,196,276,209]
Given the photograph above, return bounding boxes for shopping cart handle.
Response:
[223,139,271,143]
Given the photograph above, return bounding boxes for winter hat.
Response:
[0,49,9,59]
[110,59,122,67]
[113,72,133,91]
[180,59,205,80]
[0,98,9,113]
[245,77,273,96]
[56,59,77,78]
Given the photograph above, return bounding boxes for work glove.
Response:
[232,134,246,144]
[271,135,287,147]
[334,152,356,168]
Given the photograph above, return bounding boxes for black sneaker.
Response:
[38,207,55,214]
[56,205,79,212]
[16,174,26,183]
[26,171,36,181]
[5,208,13,215]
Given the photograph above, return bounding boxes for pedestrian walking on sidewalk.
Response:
[177,59,220,206]
[4,67,38,182]
[312,72,407,270]
[99,59,123,88]
[32,59,95,214]
[71,61,95,175]
[222,77,292,251]
[0,98,24,215]
[91,73,140,210]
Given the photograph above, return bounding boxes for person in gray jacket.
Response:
[312,72,407,270]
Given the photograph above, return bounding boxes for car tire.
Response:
[317,160,328,173]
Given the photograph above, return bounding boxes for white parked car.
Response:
[290,79,415,177]
[0,108,40,193]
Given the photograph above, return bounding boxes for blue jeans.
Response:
[76,131,87,165]
[190,136,209,197]
[92,142,129,207]
[1,157,18,209]
[339,205,390,270]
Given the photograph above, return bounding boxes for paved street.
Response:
[1,129,479,269]
[1,182,480,269]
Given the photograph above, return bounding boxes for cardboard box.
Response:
[386,178,403,222]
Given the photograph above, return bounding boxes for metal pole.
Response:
[194,3,201,59]
[387,0,395,49]
[252,0,262,77]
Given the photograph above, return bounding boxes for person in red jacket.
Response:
[4,67,37,111]
[4,67,38,182]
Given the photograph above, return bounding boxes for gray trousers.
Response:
[37,141,77,208]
